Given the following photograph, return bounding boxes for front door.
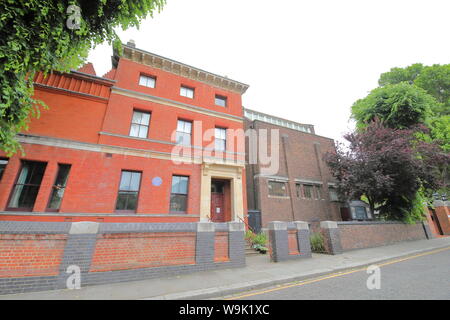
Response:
[211,180,225,222]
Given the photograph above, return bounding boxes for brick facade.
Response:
[244,112,342,227]
[0,43,249,223]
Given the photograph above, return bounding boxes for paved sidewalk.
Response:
[1,237,449,300]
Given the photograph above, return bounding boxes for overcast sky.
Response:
[88,0,450,142]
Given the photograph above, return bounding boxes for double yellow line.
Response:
[226,246,450,300]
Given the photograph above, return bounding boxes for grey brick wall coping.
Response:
[286,222,296,230]
[433,200,450,207]
[337,221,421,226]
[99,222,198,233]
[214,223,229,232]
[0,212,200,218]
[0,221,245,234]
[0,221,71,234]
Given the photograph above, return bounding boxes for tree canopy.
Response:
[351,83,436,130]
[378,63,424,87]
[351,63,450,197]
[0,0,165,155]
[379,63,450,116]
[324,121,448,222]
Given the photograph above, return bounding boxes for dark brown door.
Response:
[211,180,225,222]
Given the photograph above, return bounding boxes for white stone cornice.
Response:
[122,44,249,95]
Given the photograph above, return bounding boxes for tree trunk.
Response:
[368,198,375,217]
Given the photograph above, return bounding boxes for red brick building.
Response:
[0,42,249,223]
[244,108,342,229]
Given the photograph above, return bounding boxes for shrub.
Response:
[310,232,325,253]
[245,230,268,254]
[253,232,267,246]
[245,230,255,242]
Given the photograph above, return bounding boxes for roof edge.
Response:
[114,43,249,95]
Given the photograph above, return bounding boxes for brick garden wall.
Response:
[0,234,67,278]
[214,232,230,262]
[318,221,433,255]
[90,232,197,272]
[267,221,312,262]
[0,221,245,295]
[287,229,300,255]
[319,221,433,254]
[336,221,430,252]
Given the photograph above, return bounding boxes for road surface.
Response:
[226,247,450,300]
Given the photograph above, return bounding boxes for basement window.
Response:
[314,185,323,200]
[302,184,314,199]
[329,187,339,201]
[268,181,287,197]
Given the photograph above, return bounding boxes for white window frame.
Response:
[180,86,194,99]
[176,120,192,145]
[138,74,156,88]
[215,95,227,107]
[129,110,151,138]
[215,127,227,151]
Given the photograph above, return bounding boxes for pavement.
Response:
[1,237,449,300]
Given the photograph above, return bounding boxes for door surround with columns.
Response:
[200,161,244,222]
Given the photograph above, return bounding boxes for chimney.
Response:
[127,39,136,48]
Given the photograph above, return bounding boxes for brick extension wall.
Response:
[339,222,429,251]
[0,221,245,295]
[319,220,433,254]
[244,118,342,227]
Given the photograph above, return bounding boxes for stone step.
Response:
[245,242,261,256]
